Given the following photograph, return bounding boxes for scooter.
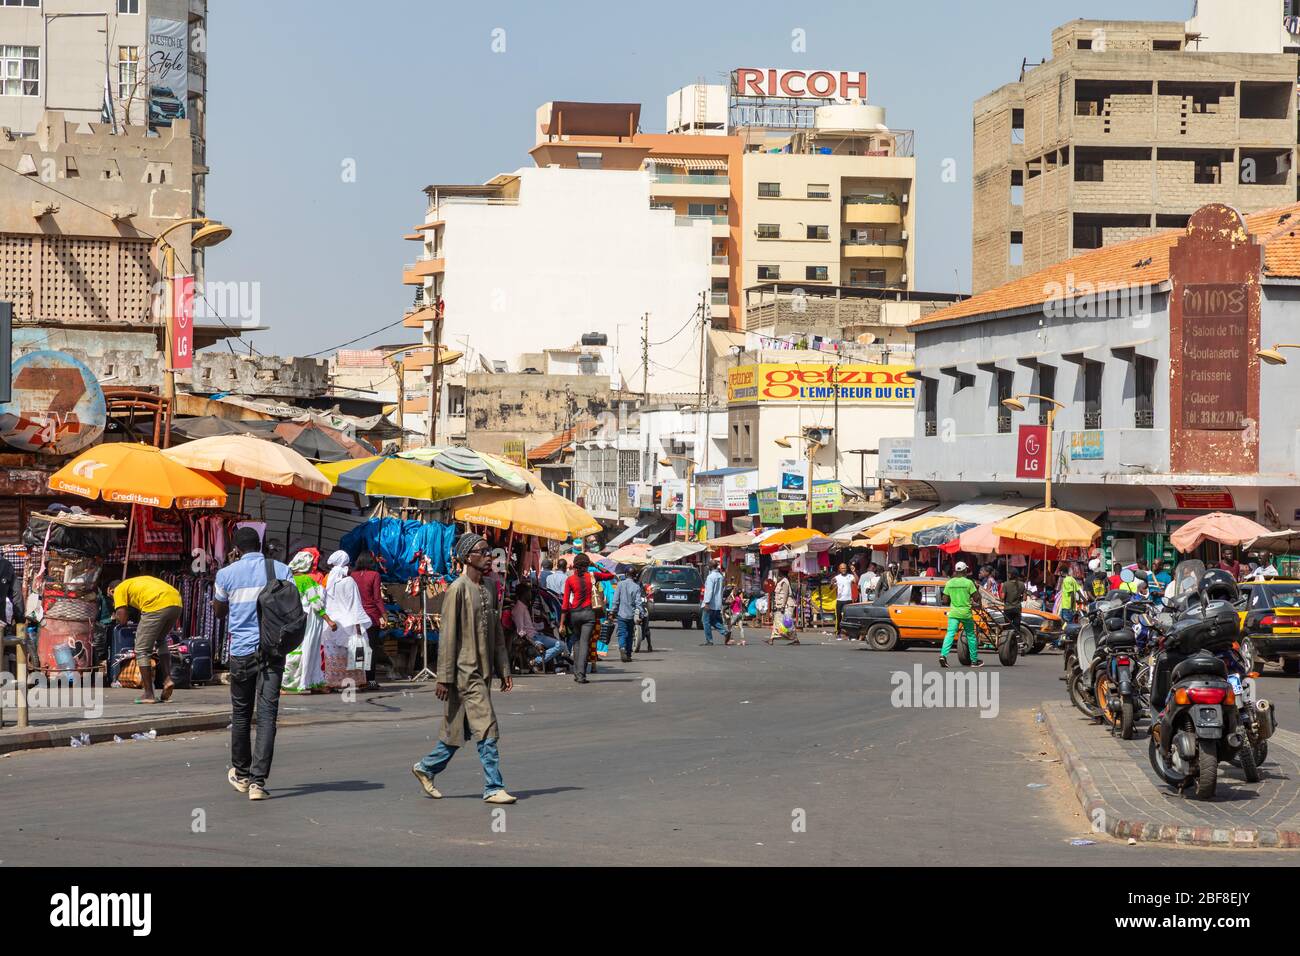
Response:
[1222,644,1276,781]
[1147,562,1247,800]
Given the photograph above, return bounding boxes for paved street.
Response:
[3,623,1299,866]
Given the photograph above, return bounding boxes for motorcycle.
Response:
[1147,562,1250,799]
[1221,644,1276,782]
[1095,587,1160,739]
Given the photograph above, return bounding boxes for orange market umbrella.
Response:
[991,507,1100,549]
[759,527,826,554]
[163,434,333,504]
[1170,511,1271,553]
[48,443,228,576]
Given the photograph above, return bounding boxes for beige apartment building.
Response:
[973,9,1300,292]
[739,103,915,295]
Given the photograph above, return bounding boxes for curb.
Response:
[1040,701,1300,850]
[0,710,231,756]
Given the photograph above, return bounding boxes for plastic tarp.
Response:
[830,500,937,542]
[340,516,455,580]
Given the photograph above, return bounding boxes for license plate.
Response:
[666,594,688,602]
[1194,706,1222,727]
[1272,626,1300,633]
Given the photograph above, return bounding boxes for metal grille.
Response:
[1136,408,1154,429]
[997,414,1011,433]
[1084,410,1102,429]
[924,418,937,437]
[118,240,155,322]
[0,235,33,320]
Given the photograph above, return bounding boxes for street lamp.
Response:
[775,431,827,529]
[1258,343,1300,365]
[151,217,232,428]
[1001,393,1065,509]
[558,478,595,505]
[658,454,697,540]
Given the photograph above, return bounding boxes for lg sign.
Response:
[733,68,868,101]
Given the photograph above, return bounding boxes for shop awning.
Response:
[933,497,1035,526]
[831,499,936,542]
[606,522,651,550]
[652,156,727,170]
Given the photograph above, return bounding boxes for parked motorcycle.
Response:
[1147,563,1250,799]
[1222,644,1276,781]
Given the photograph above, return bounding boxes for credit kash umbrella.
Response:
[456,485,600,540]
[316,454,472,502]
[991,507,1100,549]
[48,443,228,576]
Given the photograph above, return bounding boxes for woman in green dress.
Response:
[283,549,334,694]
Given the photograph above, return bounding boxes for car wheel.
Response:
[866,623,898,651]
[998,629,1018,666]
[1283,657,1300,676]
[1239,637,1257,673]
[680,619,691,629]
[956,639,972,666]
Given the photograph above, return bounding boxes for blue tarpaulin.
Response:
[340,517,455,580]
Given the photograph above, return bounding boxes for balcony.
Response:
[710,292,729,306]
[842,238,907,260]
[843,196,903,225]
[425,196,518,219]
[649,174,730,200]
[676,214,729,226]
[403,305,439,329]
[711,255,729,265]
[403,255,445,284]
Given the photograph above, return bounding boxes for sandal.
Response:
[133,697,160,704]
[160,684,174,702]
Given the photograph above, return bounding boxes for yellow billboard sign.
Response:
[727,363,916,404]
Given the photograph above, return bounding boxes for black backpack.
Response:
[257,558,307,661]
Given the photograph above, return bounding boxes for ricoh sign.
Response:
[732,68,868,101]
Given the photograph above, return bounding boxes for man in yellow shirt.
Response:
[112,576,182,703]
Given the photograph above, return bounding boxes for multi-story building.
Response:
[738,103,916,295]
[972,0,1300,293]
[0,0,209,251]
[884,199,1300,568]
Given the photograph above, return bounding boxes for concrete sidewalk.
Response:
[0,681,439,755]
[1041,699,1300,849]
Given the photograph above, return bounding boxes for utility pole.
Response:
[641,311,650,409]
[696,290,707,412]
[427,306,442,447]
[831,355,839,482]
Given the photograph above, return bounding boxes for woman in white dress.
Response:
[323,550,371,690]
[282,550,332,694]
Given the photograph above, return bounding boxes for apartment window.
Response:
[848,227,886,243]
[0,46,38,97]
[757,265,780,280]
[806,265,829,282]
[922,377,937,436]
[1075,154,1104,182]
[1009,231,1023,266]
[117,46,139,100]
[954,371,975,394]
[2,1,40,6]
[1077,38,1092,50]
[576,152,602,170]
[850,268,887,287]
[687,203,719,217]
[742,423,753,461]
[757,223,780,239]
[1035,365,1056,425]
[1153,39,1181,51]
[1010,169,1024,206]
[758,182,781,197]
[1011,108,1024,145]
[1135,356,1155,429]
[118,0,139,12]
[807,184,830,199]
[1084,360,1103,429]
[806,224,829,240]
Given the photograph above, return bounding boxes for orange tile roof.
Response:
[914,201,1300,329]
[526,420,601,463]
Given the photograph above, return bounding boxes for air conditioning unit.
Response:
[901,192,909,204]
[803,426,833,445]
[900,273,909,283]
[900,230,909,241]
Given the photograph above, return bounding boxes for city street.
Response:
[5,623,1298,867]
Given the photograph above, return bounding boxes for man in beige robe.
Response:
[411,533,516,804]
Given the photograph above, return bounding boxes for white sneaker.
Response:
[483,790,517,805]
[227,767,250,793]
[248,784,269,801]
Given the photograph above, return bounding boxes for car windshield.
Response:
[652,568,700,587]
[1259,584,1300,608]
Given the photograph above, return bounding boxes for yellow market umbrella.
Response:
[888,513,955,545]
[991,507,1100,549]
[456,486,600,540]
[853,522,899,549]
[316,455,472,501]
[758,528,826,553]
[163,434,333,503]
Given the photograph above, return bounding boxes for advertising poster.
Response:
[778,459,807,503]
[171,275,194,370]
[147,17,188,130]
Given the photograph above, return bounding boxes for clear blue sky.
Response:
[207,0,1187,357]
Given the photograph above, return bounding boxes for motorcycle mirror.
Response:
[1120,568,1135,583]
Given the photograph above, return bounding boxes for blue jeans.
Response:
[529,633,565,667]
[701,607,726,644]
[418,737,504,797]
[616,617,634,655]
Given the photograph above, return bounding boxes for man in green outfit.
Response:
[940,562,982,668]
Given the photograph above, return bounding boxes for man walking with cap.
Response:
[412,532,516,804]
